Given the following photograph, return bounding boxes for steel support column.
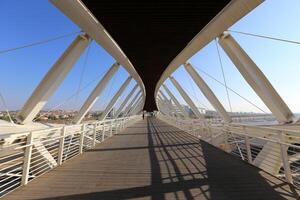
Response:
[123,91,142,117]
[114,84,138,118]
[159,90,177,116]
[18,34,90,124]
[74,63,120,124]
[162,84,189,118]
[129,98,143,116]
[98,77,132,120]
[127,96,142,116]
[169,76,204,119]
[184,63,231,123]
[218,32,294,123]
[158,91,175,117]
[157,96,170,116]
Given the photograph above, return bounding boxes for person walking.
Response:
[142,111,145,120]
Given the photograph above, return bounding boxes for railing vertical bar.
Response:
[57,127,66,165]
[21,132,33,186]
[93,124,97,147]
[279,131,293,184]
[245,135,252,164]
[79,124,86,154]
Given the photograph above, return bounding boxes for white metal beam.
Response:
[184,63,231,123]
[123,91,142,117]
[98,76,132,120]
[155,0,263,99]
[50,0,146,100]
[17,34,90,124]
[158,91,175,117]
[162,84,189,118]
[127,95,142,116]
[169,76,204,119]
[218,32,294,123]
[129,98,143,116]
[74,63,120,124]
[157,96,169,116]
[114,84,139,118]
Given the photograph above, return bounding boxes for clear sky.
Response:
[0,0,300,114]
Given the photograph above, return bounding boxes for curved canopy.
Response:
[82,0,230,111]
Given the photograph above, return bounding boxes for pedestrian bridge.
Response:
[2,0,300,199]
[2,117,300,200]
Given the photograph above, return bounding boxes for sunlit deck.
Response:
[2,117,299,200]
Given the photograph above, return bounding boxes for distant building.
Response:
[205,110,218,118]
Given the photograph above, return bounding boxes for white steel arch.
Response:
[154,0,263,106]
[51,0,146,110]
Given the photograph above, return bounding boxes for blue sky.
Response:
[0,0,300,114]
[166,0,300,113]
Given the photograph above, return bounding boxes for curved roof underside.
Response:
[82,0,230,111]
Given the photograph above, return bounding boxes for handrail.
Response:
[0,115,141,197]
[157,112,300,187]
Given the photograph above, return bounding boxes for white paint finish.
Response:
[131,100,143,115]
[162,84,189,118]
[169,76,204,119]
[114,84,139,118]
[18,34,90,124]
[50,0,145,100]
[57,127,66,165]
[155,0,263,99]
[123,91,142,117]
[184,63,231,123]
[33,141,58,168]
[156,98,169,116]
[218,33,294,123]
[158,92,175,117]
[74,63,120,124]
[244,135,252,164]
[79,124,86,154]
[98,77,132,120]
[127,96,142,116]
[21,132,33,185]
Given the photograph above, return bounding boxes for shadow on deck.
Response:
[3,117,300,200]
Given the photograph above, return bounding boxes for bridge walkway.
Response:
[2,117,300,200]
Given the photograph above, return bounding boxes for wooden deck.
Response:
[3,117,300,200]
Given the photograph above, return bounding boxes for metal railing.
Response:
[158,113,300,188]
[0,115,140,197]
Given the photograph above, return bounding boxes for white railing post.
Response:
[115,120,118,134]
[79,124,86,154]
[120,119,123,130]
[191,120,194,136]
[223,126,230,152]
[102,123,105,142]
[279,131,293,183]
[209,126,214,145]
[244,134,252,164]
[110,120,113,136]
[93,123,97,147]
[117,120,121,133]
[57,126,66,165]
[21,132,33,186]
